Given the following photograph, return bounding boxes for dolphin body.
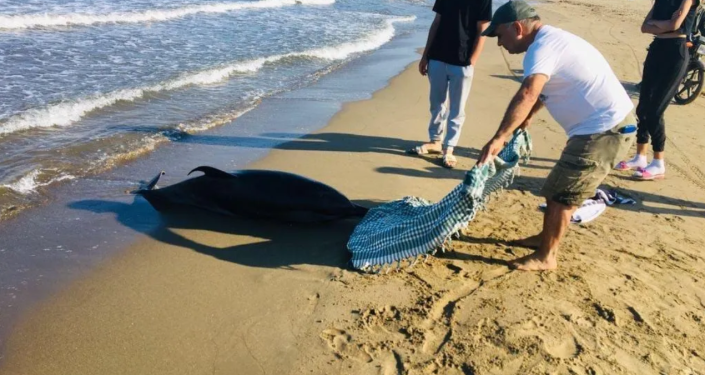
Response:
[134,166,368,223]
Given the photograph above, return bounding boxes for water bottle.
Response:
[619,124,637,134]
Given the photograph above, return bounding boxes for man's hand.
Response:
[419,56,429,76]
[478,136,506,165]
[478,74,546,166]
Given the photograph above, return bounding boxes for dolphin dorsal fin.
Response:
[187,166,235,179]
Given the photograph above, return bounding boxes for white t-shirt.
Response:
[523,25,633,137]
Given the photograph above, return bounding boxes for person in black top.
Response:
[407,0,492,169]
[615,0,700,180]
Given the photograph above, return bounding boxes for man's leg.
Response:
[510,200,577,271]
[422,60,449,153]
[511,115,635,271]
[510,133,596,270]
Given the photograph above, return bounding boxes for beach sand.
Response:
[2,0,705,374]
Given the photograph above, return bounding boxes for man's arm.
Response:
[478,74,548,164]
[419,13,442,76]
[520,99,544,130]
[469,21,490,66]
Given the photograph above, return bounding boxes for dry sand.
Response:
[3,0,705,374]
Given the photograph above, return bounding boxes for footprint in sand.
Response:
[305,292,320,315]
[320,328,377,363]
[543,336,582,360]
[509,316,583,359]
[320,328,351,353]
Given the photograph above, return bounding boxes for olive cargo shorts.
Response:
[541,113,636,206]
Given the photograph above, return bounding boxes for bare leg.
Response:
[510,199,576,271]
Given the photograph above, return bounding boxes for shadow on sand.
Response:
[69,198,382,270]
[70,122,703,271]
[509,174,705,219]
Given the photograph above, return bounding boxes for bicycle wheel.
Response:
[674,60,705,105]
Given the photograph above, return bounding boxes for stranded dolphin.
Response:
[133,166,368,223]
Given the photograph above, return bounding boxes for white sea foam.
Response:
[176,102,260,133]
[1,170,75,194]
[299,16,416,60]
[0,16,415,137]
[0,0,335,30]
[0,60,267,136]
[84,99,260,173]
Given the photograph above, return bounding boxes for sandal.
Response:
[406,144,441,155]
[442,154,457,169]
[633,169,664,181]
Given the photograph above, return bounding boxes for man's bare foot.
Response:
[509,234,542,249]
[509,252,557,271]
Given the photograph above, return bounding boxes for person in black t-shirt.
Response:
[407,0,492,169]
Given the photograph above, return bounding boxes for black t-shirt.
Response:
[652,0,700,35]
[427,0,493,67]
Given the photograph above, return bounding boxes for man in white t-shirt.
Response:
[477,0,636,271]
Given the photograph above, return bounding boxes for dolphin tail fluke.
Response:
[188,166,234,179]
[145,171,165,190]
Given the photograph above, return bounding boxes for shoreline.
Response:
[3,0,705,373]
[0,2,429,223]
[0,29,428,359]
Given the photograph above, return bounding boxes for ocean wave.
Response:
[175,102,260,133]
[1,170,75,195]
[93,104,261,172]
[0,16,415,137]
[0,60,267,136]
[299,16,416,60]
[0,0,335,30]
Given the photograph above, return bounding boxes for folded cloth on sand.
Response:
[539,189,636,224]
[347,130,532,272]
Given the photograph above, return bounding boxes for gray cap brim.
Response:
[481,23,498,37]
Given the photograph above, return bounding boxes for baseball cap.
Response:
[482,0,539,37]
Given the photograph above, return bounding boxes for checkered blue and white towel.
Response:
[347,130,532,272]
